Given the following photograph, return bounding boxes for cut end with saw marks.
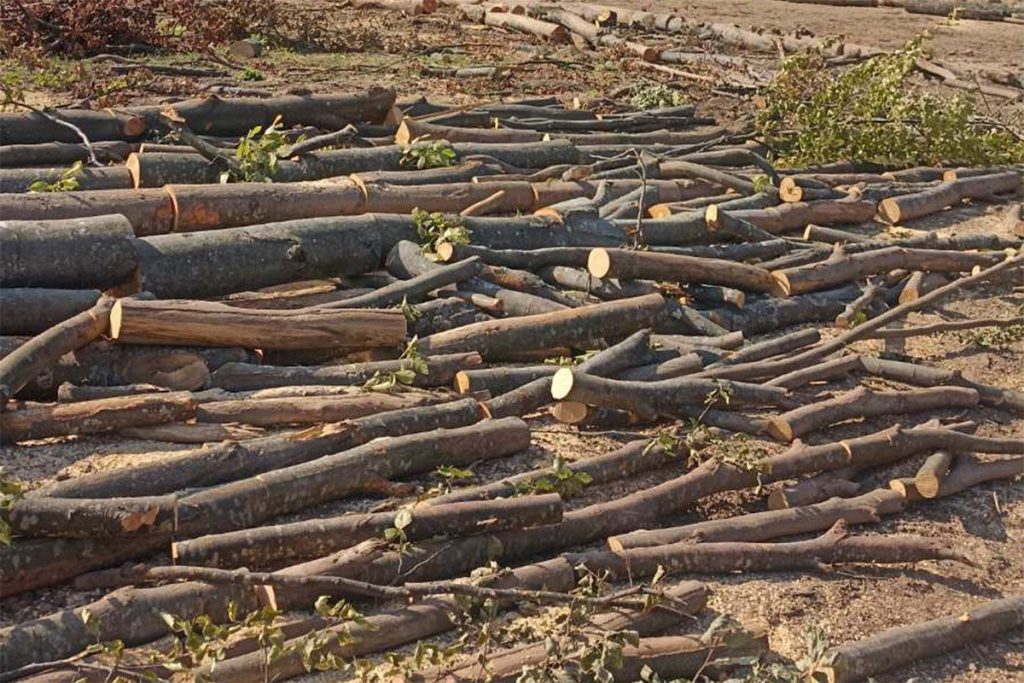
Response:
[587,247,612,279]
[550,367,576,400]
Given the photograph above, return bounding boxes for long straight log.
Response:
[194,391,444,427]
[0,109,145,145]
[858,356,1024,414]
[0,140,135,166]
[817,595,1024,683]
[0,289,101,335]
[702,285,862,336]
[0,166,133,193]
[108,299,407,350]
[39,398,485,499]
[0,189,176,237]
[766,386,980,441]
[171,494,564,569]
[0,215,138,289]
[771,247,1005,296]
[418,293,665,359]
[608,489,905,550]
[877,171,1022,224]
[0,297,114,407]
[0,392,197,444]
[319,257,482,309]
[588,248,777,293]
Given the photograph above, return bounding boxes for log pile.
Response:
[1,11,1023,680]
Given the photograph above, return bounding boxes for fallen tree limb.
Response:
[858,356,1024,414]
[816,594,1024,683]
[587,247,777,293]
[877,171,1021,223]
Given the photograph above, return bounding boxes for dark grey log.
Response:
[0,167,133,193]
[0,289,102,335]
[0,215,138,289]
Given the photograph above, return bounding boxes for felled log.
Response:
[455,366,558,395]
[57,381,168,402]
[551,370,792,421]
[914,450,954,498]
[0,215,138,289]
[0,109,145,145]
[705,285,861,336]
[41,398,485,498]
[0,289,101,335]
[133,215,417,298]
[172,494,562,569]
[482,11,570,41]
[319,258,482,309]
[0,189,176,237]
[351,0,437,13]
[0,140,135,166]
[539,265,657,300]
[0,166,133,193]
[429,438,680,505]
[411,298,494,336]
[615,353,705,381]
[609,489,904,550]
[130,89,396,137]
[877,171,1022,223]
[119,423,264,444]
[418,293,665,359]
[108,299,406,350]
[903,0,1007,20]
[817,595,1024,683]
[194,391,444,427]
[770,247,1004,296]
[768,467,862,510]
[766,386,980,441]
[660,159,757,195]
[866,316,1024,340]
[835,279,882,328]
[701,328,820,371]
[587,248,777,293]
[858,356,1024,414]
[0,392,196,444]
[482,328,661,418]
[210,352,481,392]
[891,455,1023,501]
[0,297,114,407]
[765,354,863,389]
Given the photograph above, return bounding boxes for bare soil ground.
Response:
[2,1,1023,680]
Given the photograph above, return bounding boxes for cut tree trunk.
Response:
[108,299,407,350]
[608,489,904,550]
[0,109,146,145]
[455,366,558,395]
[890,455,1023,502]
[0,392,196,444]
[703,285,861,337]
[766,386,980,441]
[858,356,1024,414]
[133,214,417,299]
[816,595,1024,683]
[0,297,115,407]
[914,450,954,498]
[877,171,1021,223]
[587,248,777,293]
[771,247,1003,296]
[0,215,138,289]
[40,398,485,498]
[171,494,563,569]
[768,468,862,510]
[0,140,135,166]
[0,189,176,237]
[209,352,482,391]
[550,369,792,421]
[194,391,444,427]
[418,293,666,359]
[0,289,101,335]
[0,166,132,193]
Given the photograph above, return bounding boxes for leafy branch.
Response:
[362,337,429,392]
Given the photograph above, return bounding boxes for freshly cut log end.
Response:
[770,272,792,298]
[766,417,794,442]
[435,242,457,262]
[779,177,804,202]
[550,367,575,400]
[550,400,589,424]
[453,370,471,394]
[878,197,903,224]
[648,203,674,219]
[587,247,613,279]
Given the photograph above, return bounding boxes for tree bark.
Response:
[171,494,563,569]
[877,171,1021,223]
[40,398,485,498]
[913,450,955,498]
[119,422,264,444]
[609,489,904,550]
[108,299,407,351]
[768,467,861,510]
[588,248,777,293]
[418,293,665,359]
[194,391,445,426]
[0,392,196,444]
[771,246,1004,296]
[0,215,138,289]
[455,366,558,395]
[0,289,102,335]
[209,352,481,391]
[765,354,863,389]
[0,140,135,167]
[0,109,145,145]
[817,595,1024,683]
[858,356,1024,414]
[766,385,980,441]
[0,166,132,193]
[0,189,176,237]
[437,244,594,270]
[0,297,115,407]
[890,455,1023,502]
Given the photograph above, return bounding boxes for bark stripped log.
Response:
[171,494,563,569]
[0,215,138,289]
[108,299,407,350]
[0,297,115,407]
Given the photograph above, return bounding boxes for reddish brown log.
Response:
[0,189,175,237]
[877,171,1022,224]
[913,450,954,498]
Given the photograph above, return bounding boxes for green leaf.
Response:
[393,509,413,530]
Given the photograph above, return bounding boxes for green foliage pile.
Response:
[756,35,1024,167]
[412,207,471,258]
